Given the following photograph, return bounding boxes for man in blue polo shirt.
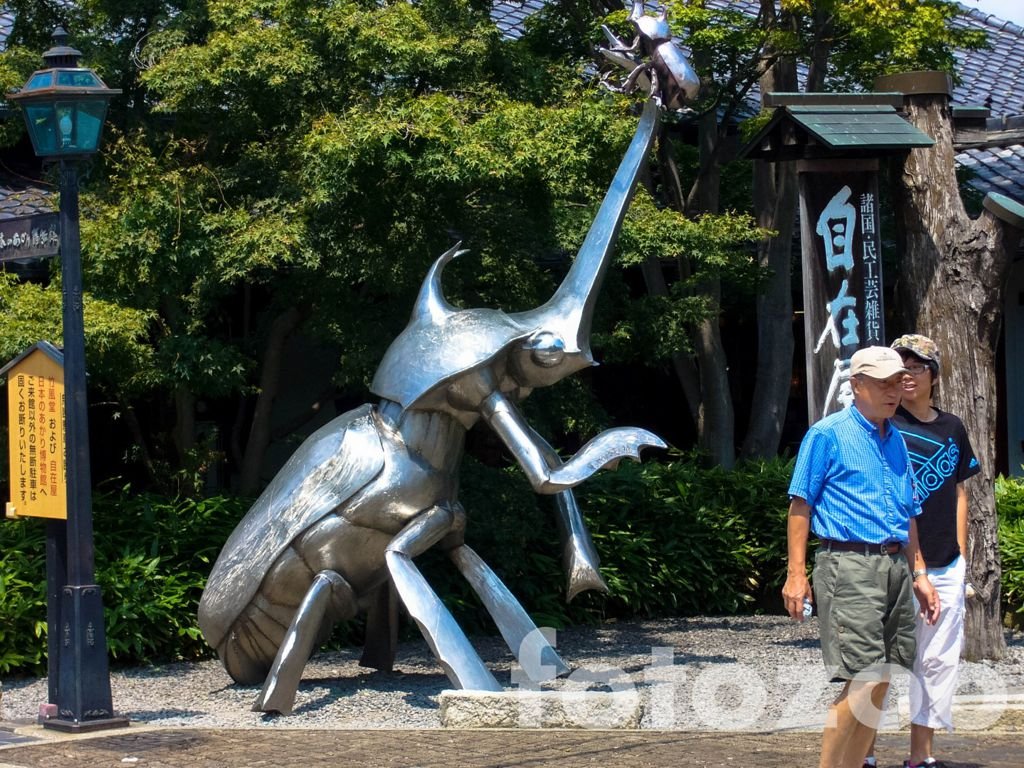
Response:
[783,346,941,768]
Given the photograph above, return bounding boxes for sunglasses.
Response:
[904,364,931,376]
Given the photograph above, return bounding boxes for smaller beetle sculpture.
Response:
[198,2,700,716]
[600,1,700,111]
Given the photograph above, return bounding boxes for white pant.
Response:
[910,555,966,731]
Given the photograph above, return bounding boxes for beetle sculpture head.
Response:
[369,234,608,410]
[630,2,672,46]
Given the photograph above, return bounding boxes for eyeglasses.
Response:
[904,364,930,376]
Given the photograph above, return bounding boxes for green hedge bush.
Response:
[419,453,793,634]
[0,519,47,673]
[2,462,1022,677]
[997,475,1024,629]
[0,492,247,675]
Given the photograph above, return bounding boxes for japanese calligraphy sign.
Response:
[798,160,885,423]
[3,343,66,520]
[0,213,59,262]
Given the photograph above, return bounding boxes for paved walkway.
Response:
[0,726,1022,768]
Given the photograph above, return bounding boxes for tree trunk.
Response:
[639,254,701,429]
[686,109,735,468]
[238,305,306,496]
[174,385,195,462]
[694,279,735,468]
[172,385,198,495]
[645,140,702,430]
[891,89,1016,660]
[119,394,169,496]
[741,37,798,460]
[805,7,832,93]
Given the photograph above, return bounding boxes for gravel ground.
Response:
[2,616,1022,731]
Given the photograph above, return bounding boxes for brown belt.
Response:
[820,539,902,555]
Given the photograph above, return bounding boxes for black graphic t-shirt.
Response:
[893,406,981,568]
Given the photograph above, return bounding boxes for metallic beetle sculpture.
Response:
[198,2,699,715]
[600,2,700,110]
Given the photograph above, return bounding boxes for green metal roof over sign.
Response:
[739,101,934,161]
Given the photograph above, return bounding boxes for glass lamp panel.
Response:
[68,99,108,152]
[25,71,54,91]
[23,102,59,155]
[56,70,103,88]
[21,99,110,156]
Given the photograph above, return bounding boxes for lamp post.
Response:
[8,27,127,732]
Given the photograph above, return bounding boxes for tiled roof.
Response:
[491,1,538,41]
[0,181,52,220]
[956,144,1024,201]
[951,5,1024,116]
[786,104,935,149]
[742,99,936,160]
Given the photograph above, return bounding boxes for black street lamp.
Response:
[7,27,127,732]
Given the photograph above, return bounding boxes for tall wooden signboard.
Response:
[799,160,885,422]
[738,93,933,424]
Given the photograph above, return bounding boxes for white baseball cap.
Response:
[850,346,909,379]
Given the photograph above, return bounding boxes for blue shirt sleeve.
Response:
[788,426,835,506]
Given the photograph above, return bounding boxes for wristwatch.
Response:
[912,568,928,580]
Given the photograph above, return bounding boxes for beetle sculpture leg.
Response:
[385,506,502,692]
[529,429,609,601]
[253,570,357,714]
[554,489,608,601]
[448,545,569,681]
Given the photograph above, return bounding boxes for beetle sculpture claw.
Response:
[198,3,699,716]
[601,1,700,111]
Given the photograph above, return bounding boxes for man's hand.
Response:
[913,574,941,625]
[782,572,813,622]
[784,497,812,622]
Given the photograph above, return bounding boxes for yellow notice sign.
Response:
[3,343,66,520]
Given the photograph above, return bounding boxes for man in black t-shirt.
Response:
[864,334,980,768]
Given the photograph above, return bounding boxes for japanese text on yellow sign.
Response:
[6,349,66,519]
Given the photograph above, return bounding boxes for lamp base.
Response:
[42,714,129,733]
[53,585,122,727]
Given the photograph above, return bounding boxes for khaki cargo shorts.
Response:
[813,549,917,681]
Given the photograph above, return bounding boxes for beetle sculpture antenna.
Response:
[198,3,700,715]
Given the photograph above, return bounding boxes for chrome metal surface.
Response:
[449,545,570,680]
[200,6,695,713]
[600,2,701,110]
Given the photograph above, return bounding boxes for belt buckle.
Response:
[880,541,898,555]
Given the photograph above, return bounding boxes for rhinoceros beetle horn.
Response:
[410,241,464,325]
[512,98,660,369]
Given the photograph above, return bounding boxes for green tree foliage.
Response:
[0,275,155,396]
[0,0,988,489]
[778,0,987,88]
[0,0,766,494]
